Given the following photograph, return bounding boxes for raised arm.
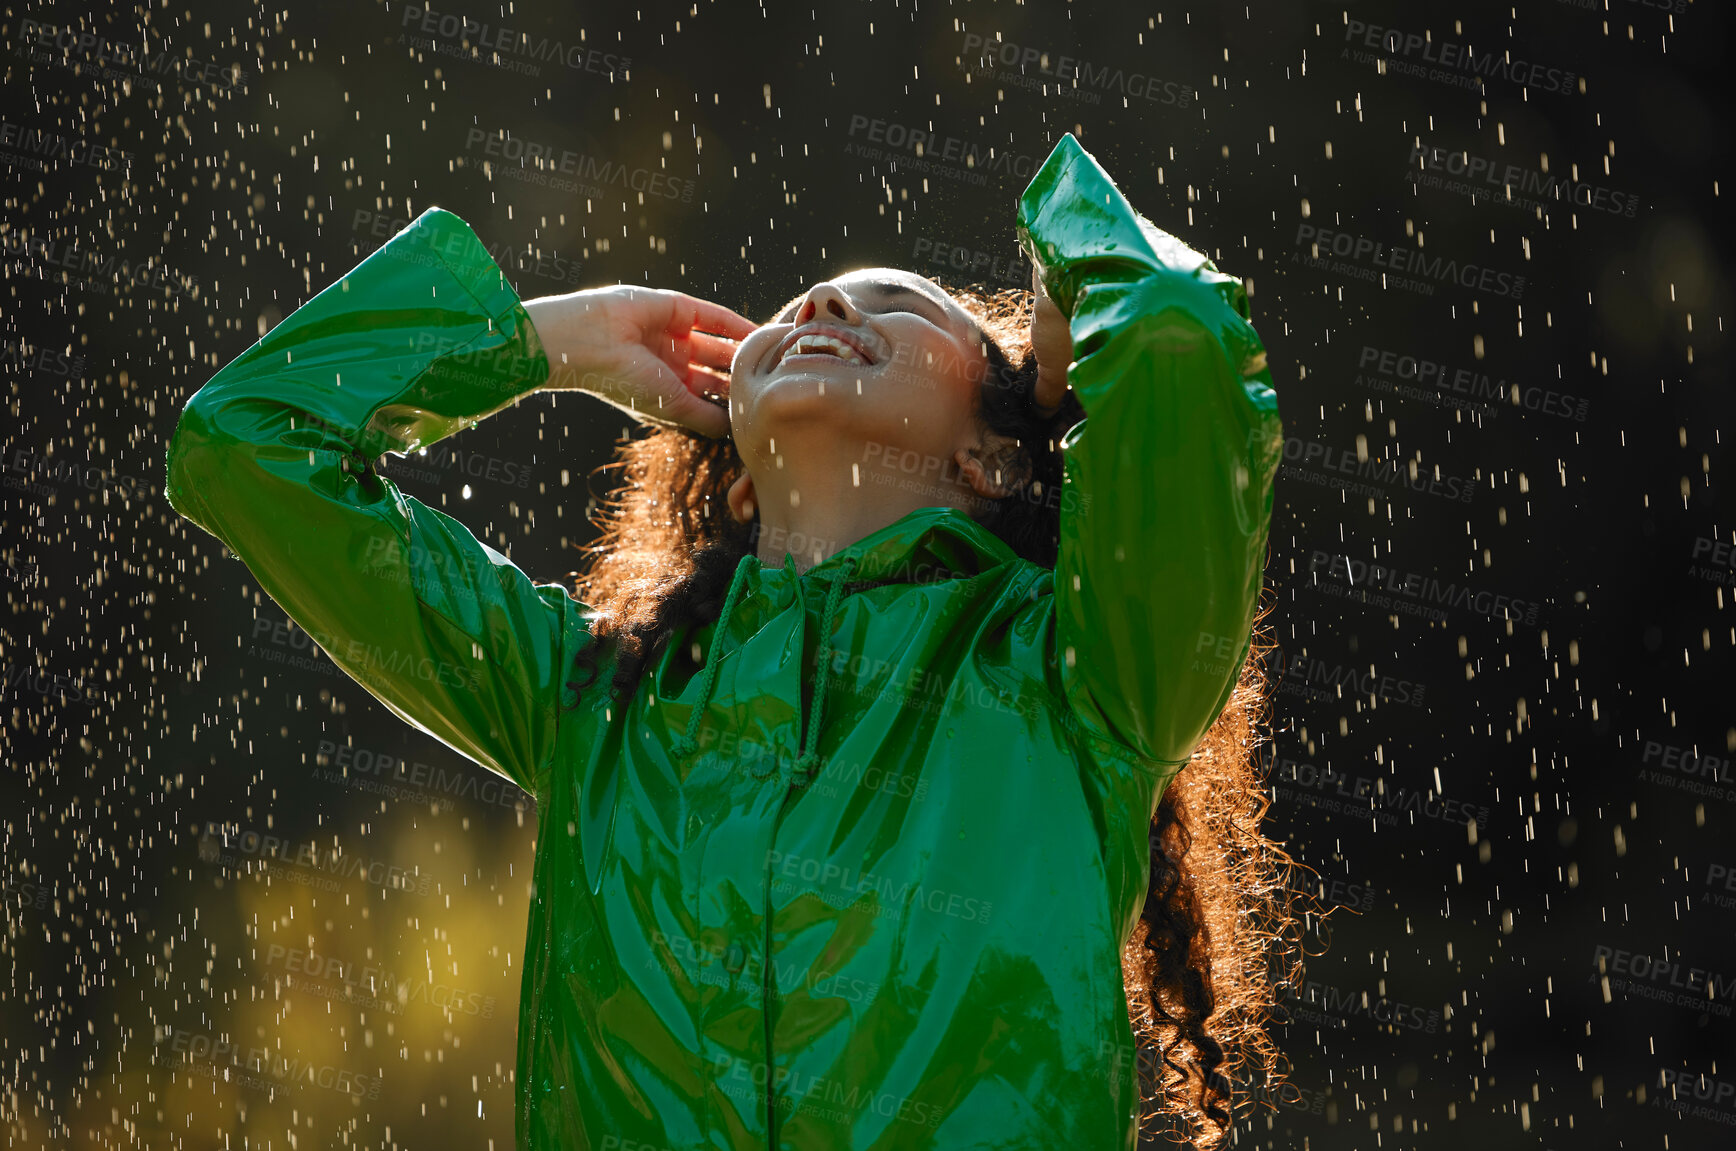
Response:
[166,208,584,796]
[1018,134,1282,769]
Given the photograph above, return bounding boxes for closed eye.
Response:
[871,300,954,326]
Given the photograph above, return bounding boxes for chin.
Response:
[735,369,871,430]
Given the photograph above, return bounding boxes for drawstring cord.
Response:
[794,554,856,785]
[671,554,753,758]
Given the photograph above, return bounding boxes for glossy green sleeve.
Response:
[1017,135,1282,768]
[165,207,583,797]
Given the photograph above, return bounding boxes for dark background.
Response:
[2,0,1731,1147]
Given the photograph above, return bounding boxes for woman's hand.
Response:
[523,287,757,438]
[1029,264,1072,415]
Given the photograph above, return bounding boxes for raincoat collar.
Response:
[672,506,1023,769]
[798,504,1018,585]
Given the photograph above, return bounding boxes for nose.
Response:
[793,282,861,326]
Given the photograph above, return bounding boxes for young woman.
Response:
[168,133,1296,1149]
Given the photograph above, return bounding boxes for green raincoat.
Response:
[167,134,1281,1149]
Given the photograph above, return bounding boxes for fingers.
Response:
[685,365,731,404]
[1032,277,1058,314]
[638,340,731,431]
[689,332,740,371]
[677,293,759,341]
[666,386,732,439]
[606,354,732,439]
[1032,369,1068,417]
[651,293,753,386]
[1031,260,1056,306]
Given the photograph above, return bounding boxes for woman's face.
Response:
[727,268,992,471]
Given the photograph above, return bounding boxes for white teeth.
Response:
[782,333,864,366]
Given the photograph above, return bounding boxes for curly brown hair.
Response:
[562,281,1311,1147]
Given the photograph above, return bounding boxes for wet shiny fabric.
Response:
[166,133,1282,1149]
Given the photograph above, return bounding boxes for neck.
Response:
[747,450,978,573]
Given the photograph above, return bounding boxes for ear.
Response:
[727,471,759,523]
[953,435,1019,501]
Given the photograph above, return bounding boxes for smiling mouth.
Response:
[770,327,876,371]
